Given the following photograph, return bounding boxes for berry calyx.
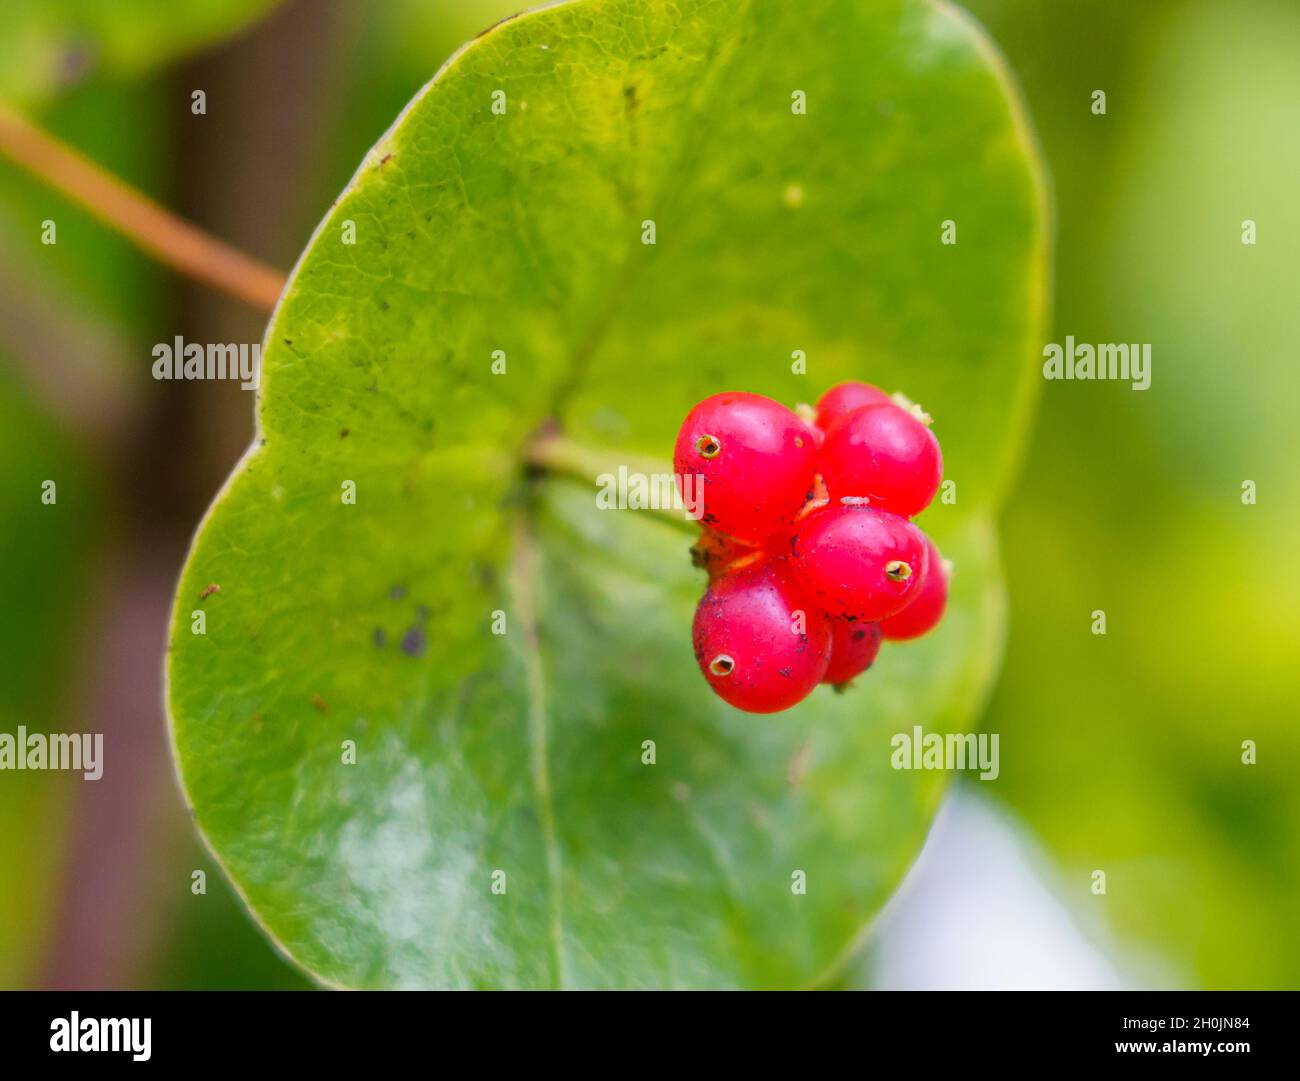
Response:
[694,434,722,459]
[691,562,831,713]
[823,620,883,685]
[790,504,928,621]
[880,537,949,641]
[818,401,942,518]
[674,392,818,544]
[813,381,892,432]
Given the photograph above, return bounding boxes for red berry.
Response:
[814,381,892,432]
[823,620,883,685]
[818,402,942,518]
[692,562,831,713]
[674,392,817,544]
[790,505,928,621]
[880,536,948,640]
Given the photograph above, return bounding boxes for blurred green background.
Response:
[1,0,1296,989]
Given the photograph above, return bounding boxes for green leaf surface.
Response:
[168,0,1046,988]
[0,0,282,105]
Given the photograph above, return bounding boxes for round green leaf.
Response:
[168,0,1046,989]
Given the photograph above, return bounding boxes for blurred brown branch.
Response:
[0,106,287,314]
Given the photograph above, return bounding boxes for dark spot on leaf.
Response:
[311,693,328,712]
[373,627,386,648]
[401,626,427,657]
[415,605,431,623]
[389,584,408,601]
[379,152,393,166]
[198,583,220,601]
[340,429,350,439]
[475,9,526,39]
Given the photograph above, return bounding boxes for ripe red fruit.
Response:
[674,392,817,544]
[818,402,942,518]
[823,621,883,685]
[691,562,831,713]
[880,536,949,640]
[791,505,928,621]
[814,381,892,432]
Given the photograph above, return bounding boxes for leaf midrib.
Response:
[507,513,568,989]
[496,0,757,989]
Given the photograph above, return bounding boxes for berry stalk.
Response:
[524,428,699,534]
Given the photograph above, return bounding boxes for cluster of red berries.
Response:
[674,382,949,714]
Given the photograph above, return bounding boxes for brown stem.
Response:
[0,106,287,314]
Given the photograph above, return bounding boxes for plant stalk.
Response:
[0,105,287,313]
[525,429,701,535]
